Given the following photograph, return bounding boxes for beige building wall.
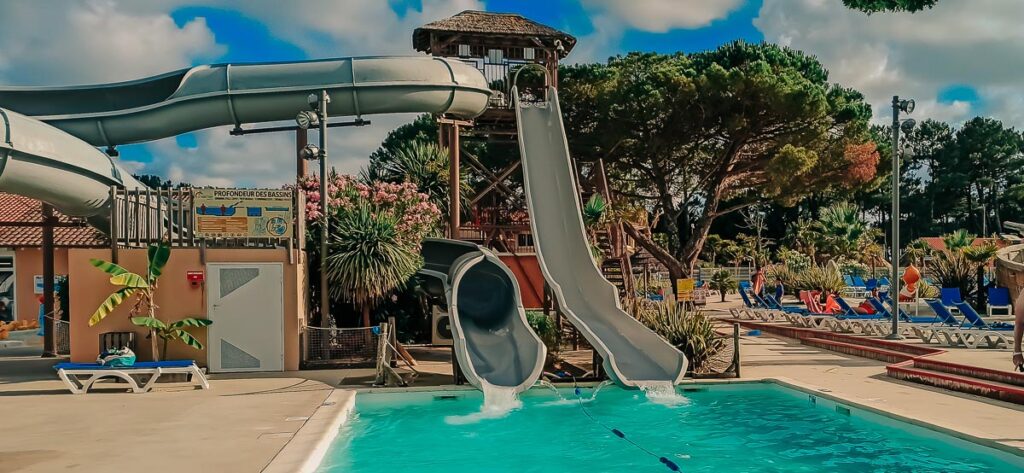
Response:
[12,248,71,322]
[67,247,306,370]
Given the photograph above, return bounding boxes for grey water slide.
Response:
[419,238,545,394]
[0,55,550,396]
[0,56,490,221]
[514,87,688,387]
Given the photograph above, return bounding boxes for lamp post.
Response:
[316,91,330,328]
[297,91,331,327]
[888,95,915,340]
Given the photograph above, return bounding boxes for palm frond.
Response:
[90,259,130,277]
[147,243,171,283]
[324,203,422,308]
[110,272,149,288]
[130,316,167,329]
[89,288,137,326]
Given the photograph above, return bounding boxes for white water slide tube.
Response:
[0,56,490,221]
[419,238,546,394]
[515,86,688,387]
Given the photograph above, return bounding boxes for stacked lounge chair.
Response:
[953,302,1015,348]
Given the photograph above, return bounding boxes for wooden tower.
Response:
[413,11,642,299]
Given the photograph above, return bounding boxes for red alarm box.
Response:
[186,271,205,286]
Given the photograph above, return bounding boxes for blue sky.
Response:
[1,0,1017,187]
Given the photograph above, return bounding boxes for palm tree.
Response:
[904,238,931,267]
[362,141,469,223]
[324,203,423,327]
[861,241,886,279]
[818,202,869,260]
[787,218,821,263]
[963,243,998,309]
[942,229,975,252]
[702,234,727,266]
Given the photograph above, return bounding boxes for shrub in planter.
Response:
[709,270,736,302]
[630,300,723,373]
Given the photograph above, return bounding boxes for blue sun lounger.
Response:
[730,289,786,321]
[54,360,209,394]
[987,287,1013,317]
[945,302,1014,348]
[908,299,966,344]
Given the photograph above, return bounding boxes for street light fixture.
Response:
[295,110,319,130]
[298,144,321,160]
[887,95,914,340]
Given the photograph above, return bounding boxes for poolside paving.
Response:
[0,350,335,473]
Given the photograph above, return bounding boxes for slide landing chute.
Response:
[514,86,688,387]
[419,238,545,394]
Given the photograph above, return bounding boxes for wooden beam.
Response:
[433,33,464,54]
[469,160,520,207]
[41,204,56,358]
[437,117,473,127]
[296,128,308,178]
[462,149,519,201]
[448,123,461,236]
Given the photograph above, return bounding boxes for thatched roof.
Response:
[413,10,576,54]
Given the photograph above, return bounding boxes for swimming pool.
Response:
[317,383,1024,472]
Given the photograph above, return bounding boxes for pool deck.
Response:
[4,297,1024,471]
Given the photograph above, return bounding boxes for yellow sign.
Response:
[676,278,695,302]
[192,188,293,239]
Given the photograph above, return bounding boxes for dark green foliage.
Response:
[364,140,469,222]
[582,193,607,227]
[132,174,190,189]
[842,0,939,13]
[526,310,559,357]
[558,42,876,272]
[324,203,423,308]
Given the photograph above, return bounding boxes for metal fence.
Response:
[303,325,379,367]
[55,319,70,355]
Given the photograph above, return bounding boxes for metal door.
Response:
[206,263,284,372]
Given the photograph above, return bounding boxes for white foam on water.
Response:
[444,384,522,425]
[536,398,590,407]
[638,382,690,407]
[536,379,565,400]
[590,379,614,400]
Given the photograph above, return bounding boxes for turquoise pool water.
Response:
[318,383,1024,472]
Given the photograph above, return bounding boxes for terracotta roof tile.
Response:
[0,192,106,247]
[413,10,576,52]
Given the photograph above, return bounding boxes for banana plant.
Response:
[131,316,212,358]
[88,243,207,361]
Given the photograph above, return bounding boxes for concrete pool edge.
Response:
[262,389,356,473]
[765,376,1024,458]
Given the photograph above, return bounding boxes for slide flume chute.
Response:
[514,86,688,387]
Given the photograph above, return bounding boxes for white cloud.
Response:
[0,0,221,85]
[755,0,1024,129]
[570,0,744,63]
[581,0,743,32]
[136,114,421,187]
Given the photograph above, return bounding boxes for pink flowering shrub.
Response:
[293,171,441,246]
